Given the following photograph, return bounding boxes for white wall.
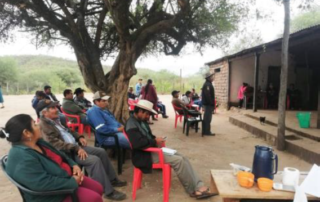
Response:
[230,51,296,103]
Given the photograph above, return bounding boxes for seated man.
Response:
[38,100,127,201]
[125,100,215,199]
[182,91,192,105]
[171,90,201,117]
[87,91,130,149]
[157,97,168,118]
[191,88,202,110]
[44,85,59,102]
[127,87,136,100]
[32,91,47,118]
[74,87,92,110]
[62,89,88,125]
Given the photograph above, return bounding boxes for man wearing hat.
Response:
[202,72,215,136]
[38,100,127,201]
[125,100,216,199]
[74,87,92,110]
[86,92,130,149]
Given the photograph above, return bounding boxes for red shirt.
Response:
[41,146,72,176]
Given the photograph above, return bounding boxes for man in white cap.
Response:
[202,72,215,136]
[125,100,216,199]
[86,91,130,149]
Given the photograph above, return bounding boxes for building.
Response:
[205,24,320,116]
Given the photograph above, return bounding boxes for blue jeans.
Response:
[102,132,131,149]
[157,103,167,116]
[193,100,202,110]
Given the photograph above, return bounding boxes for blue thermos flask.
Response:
[252,145,278,181]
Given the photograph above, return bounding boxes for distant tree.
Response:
[291,6,320,32]
[0,0,248,122]
[0,58,18,87]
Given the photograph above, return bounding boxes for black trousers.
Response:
[202,105,214,135]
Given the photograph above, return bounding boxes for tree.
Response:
[0,0,246,122]
[277,0,290,151]
[0,58,18,87]
[291,6,320,32]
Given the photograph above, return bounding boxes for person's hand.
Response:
[72,175,82,185]
[118,126,124,132]
[155,137,165,146]
[78,137,87,146]
[72,165,83,178]
[77,148,88,160]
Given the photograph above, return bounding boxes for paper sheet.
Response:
[161,147,177,155]
[300,164,320,197]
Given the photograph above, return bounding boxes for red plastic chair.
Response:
[123,132,171,202]
[61,108,91,138]
[172,104,183,128]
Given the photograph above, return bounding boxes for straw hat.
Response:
[135,100,158,115]
[204,72,215,79]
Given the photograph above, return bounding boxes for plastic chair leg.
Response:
[186,122,190,136]
[78,124,84,134]
[162,165,171,202]
[132,168,143,201]
[174,116,178,128]
[85,126,91,138]
[179,116,182,122]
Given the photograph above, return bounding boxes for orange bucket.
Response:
[257,178,273,192]
[237,171,254,188]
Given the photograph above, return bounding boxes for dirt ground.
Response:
[0,94,312,202]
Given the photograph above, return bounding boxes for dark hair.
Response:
[93,98,102,104]
[134,106,149,114]
[36,91,46,98]
[0,114,34,143]
[185,91,191,96]
[44,85,51,91]
[63,89,72,97]
[145,79,153,95]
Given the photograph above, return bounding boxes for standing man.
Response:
[202,72,215,136]
[135,78,143,97]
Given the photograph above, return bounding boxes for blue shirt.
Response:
[135,83,142,96]
[87,105,121,144]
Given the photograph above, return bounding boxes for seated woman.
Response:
[0,114,103,202]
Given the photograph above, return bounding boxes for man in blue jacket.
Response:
[87,91,130,149]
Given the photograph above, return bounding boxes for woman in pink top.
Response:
[238,83,248,108]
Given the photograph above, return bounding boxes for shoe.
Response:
[105,190,127,201]
[152,118,158,121]
[162,115,169,118]
[203,133,215,136]
[111,179,127,187]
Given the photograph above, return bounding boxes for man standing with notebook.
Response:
[202,72,215,136]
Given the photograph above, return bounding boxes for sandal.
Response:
[196,190,217,200]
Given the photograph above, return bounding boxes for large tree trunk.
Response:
[73,38,137,123]
[277,0,290,151]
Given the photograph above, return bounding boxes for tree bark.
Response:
[277,0,290,151]
[317,82,320,129]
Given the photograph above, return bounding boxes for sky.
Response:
[0,0,313,76]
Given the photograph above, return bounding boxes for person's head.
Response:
[134,100,157,121]
[93,91,110,109]
[185,91,192,97]
[147,79,152,85]
[36,91,46,100]
[44,85,52,94]
[0,114,41,144]
[289,83,295,89]
[269,83,274,88]
[74,88,85,98]
[138,79,143,84]
[38,100,60,120]
[63,89,73,99]
[243,83,248,87]
[205,72,215,82]
[128,87,134,93]
[171,90,180,98]
[192,88,196,93]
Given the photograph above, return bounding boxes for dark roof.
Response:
[205,24,320,66]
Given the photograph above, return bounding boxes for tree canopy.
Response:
[291,6,320,32]
[0,0,248,121]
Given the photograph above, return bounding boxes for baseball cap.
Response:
[93,91,110,101]
[36,100,59,112]
[171,90,180,96]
